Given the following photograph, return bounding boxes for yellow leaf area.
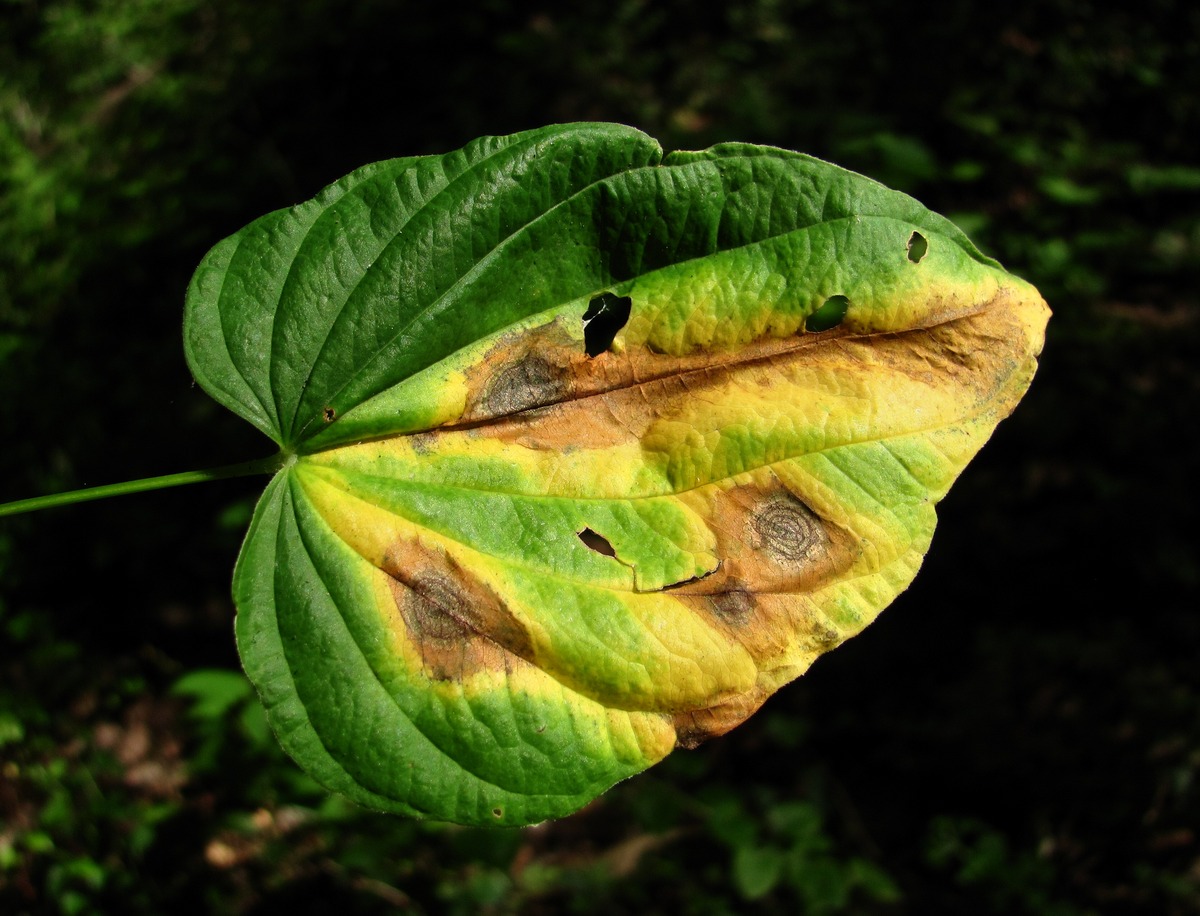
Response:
[292,234,1048,773]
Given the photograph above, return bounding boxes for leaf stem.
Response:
[0,455,283,519]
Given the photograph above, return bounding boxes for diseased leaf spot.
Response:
[751,495,822,564]
[383,540,536,682]
[907,230,929,263]
[813,624,842,649]
[400,573,473,644]
[482,354,563,417]
[673,722,711,750]
[323,406,336,422]
[578,527,617,557]
[672,694,765,749]
[582,292,632,357]
[804,295,849,332]
[708,587,756,623]
[492,807,503,818]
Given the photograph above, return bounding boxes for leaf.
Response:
[183,123,1049,826]
[733,845,784,900]
[171,669,253,721]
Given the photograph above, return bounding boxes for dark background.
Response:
[2,1,1198,913]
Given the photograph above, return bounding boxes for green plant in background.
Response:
[1,123,1048,827]
[925,816,1081,916]
[711,794,900,910]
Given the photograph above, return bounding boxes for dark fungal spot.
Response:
[673,723,710,750]
[492,807,503,818]
[805,295,849,332]
[408,432,434,455]
[481,354,562,417]
[384,541,536,682]
[708,587,756,623]
[322,406,336,422]
[392,572,492,682]
[907,230,929,263]
[582,292,632,357]
[578,527,617,557]
[399,573,473,644]
[752,494,822,565]
[671,693,764,749]
[813,623,842,649]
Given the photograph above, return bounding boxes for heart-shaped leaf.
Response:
[184,123,1049,826]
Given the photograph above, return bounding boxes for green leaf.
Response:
[184,123,1049,826]
[171,669,253,721]
[734,845,785,900]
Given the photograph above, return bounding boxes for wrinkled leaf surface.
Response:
[184,123,1049,825]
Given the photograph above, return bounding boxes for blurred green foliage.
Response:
[3,0,1199,912]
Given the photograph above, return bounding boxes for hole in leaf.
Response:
[323,406,336,422]
[578,528,617,557]
[583,292,632,357]
[907,230,929,263]
[661,564,719,591]
[805,295,849,332]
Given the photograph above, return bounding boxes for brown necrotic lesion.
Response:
[671,690,772,749]
[704,586,756,624]
[388,573,497,682]
[479,353,564,418]
[662,487,853,748]
[680,482,840,594]
[459,321,578,424]
[382,540,534,682]
[750,493,823,565]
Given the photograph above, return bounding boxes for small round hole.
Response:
[805,295,849,332]
[907,231,928,263]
